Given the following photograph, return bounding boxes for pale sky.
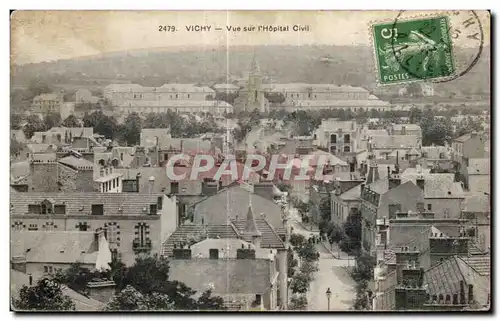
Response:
[11,10,490,65]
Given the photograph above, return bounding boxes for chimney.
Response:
[416,176,425,191]
[157,196,163,210]
[148,176,155,195]
[366,161,380,185]
[388,173,401,189]
[135,173,141,193]
[459,280,466,304]
[468,284,474,303]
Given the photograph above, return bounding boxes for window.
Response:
[330,145,336,155]
[76,222,90,231]
[54,205,66,214]
[112,159,119,167]
[105,222,120,245]
[28,224,38,231]
[344,146,351,152]
[344,134,350,144]
[427,204,432,211]
[171,182,179,194]
[28,204,42,214]
[91,204,104,216]
[149,204,157,215]
[113,179,116,189]
[330,134,337,144]
[134,222,150,249]
[120,153,124,161]
[187,94,190,99]
[209,249,219,259]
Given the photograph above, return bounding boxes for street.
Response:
[289,208,357,311]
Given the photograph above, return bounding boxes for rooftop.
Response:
[10,192,167,216]
[11,231,98,264]
[192,184,284,228]
[58,155,94,170]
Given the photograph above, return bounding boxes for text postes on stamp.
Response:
[373,16,455,85]
[372,10,485,85]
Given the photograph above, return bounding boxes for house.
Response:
[313,119,359,155]
[32,93,63,116]
[400,169,465,218]
[10,192,178,266]
[451,132,486,170]
[360,166,425,254]
[164,204,287,310]
[10,230,111,281]
[373,211,490,311]
[11,269,105,311]
[75,89,100,104]
[368,135,421,160]
[213,83,240,94]
[466,158,490,193]
[461,193,490,253]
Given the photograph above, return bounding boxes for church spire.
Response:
[249,53,261,76]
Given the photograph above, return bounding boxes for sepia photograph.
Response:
[9,9,491,312]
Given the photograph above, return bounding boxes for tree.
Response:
[83,111,118,139]
[287,248,298,278]
[196,289,226,310]
[408,106,423,124]
[104,285,174,311]
[23,115,46,139]
[264,92,286,104]
[62,115,80,127]
[297,242,319,262]
[119,255,225,310]
[290,272,310,294]
[289,294,308,310]
[117,112,142,146]
[11,113,22,130]
[351,253,376,283]
[14,278,75,311]
[43,112,62,130]
[290,234,306,248]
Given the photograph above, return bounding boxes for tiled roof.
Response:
[58,155,94,170]
[339,184,362,201]
[467,158,490,175]
[168,259,273,295]
[30,153,57,162]
[320,120,357,131]
[232,218,286,249]
[460,255,490,276]
[161,224,240,257]
[388,225,431,253]
[11,231,98,264]
[10,269,105,311]
[10,192,166,216]
[424,256,490,306]
[193,184,284,228]
[401,172,464,198]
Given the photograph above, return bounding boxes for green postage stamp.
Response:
[372,16,455,85]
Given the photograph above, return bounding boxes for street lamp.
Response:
[326,287,332,311]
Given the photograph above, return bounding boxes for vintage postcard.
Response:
[10,10,491,312]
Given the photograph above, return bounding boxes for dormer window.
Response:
[40,199,54,214]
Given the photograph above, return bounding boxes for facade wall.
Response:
[467,175,490,193]
[425,198,463,219]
